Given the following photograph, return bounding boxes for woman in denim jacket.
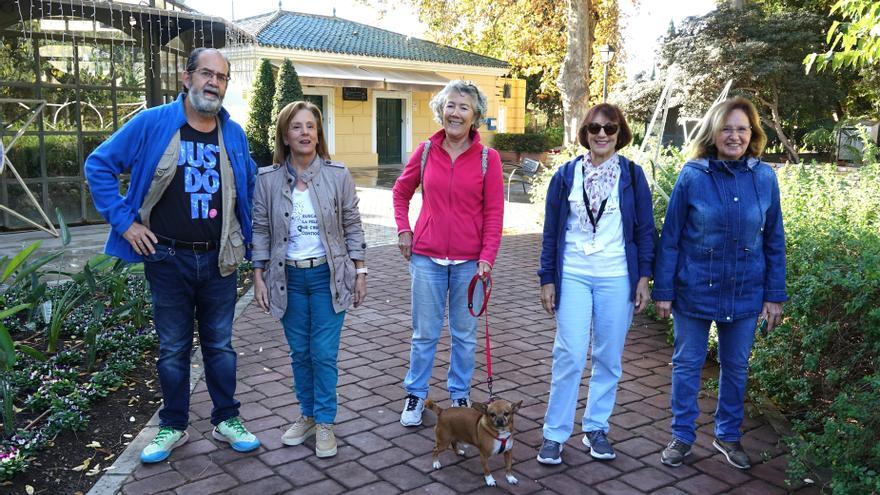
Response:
[653,97,787,470]
[536,104,655,464]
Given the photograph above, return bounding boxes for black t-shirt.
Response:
[150,123,223,242]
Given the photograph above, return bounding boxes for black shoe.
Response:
[713,439,751,469]
[451,397,471,408]
[536,438,563,465]
[660,438,692,467]
[583,430,616,460]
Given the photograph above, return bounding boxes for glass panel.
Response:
[38,38,76,85]
[116,91,146,128]
[0,35,36,82]
[82,134,110,160]
[83,187,104,222]
[44,135,80,177]
[48,182,83,224]
[78,42,113,86]
[5,135,42,178]
[79,89,114,131]
[4,182,46,229]
[41,86,80,132]
[0,87,40,132]
[112,43,145,88]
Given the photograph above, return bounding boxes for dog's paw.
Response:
[456,448,465,456]
[506,474,519,485]
[484,474,496,487]
[432,460,441,470]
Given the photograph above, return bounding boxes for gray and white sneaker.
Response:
[713,439,751,469]
[583,430,616,460]
[660,438,692,467]
[536,438,563,465]
[400,394,425,426]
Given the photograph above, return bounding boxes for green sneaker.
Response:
[140,427,188,463]
[212,416,261,452]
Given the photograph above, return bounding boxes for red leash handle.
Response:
[468,273,494,398]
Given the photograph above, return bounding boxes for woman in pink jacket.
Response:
[393,80,504,426]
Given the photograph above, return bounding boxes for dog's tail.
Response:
[424,399,443,415]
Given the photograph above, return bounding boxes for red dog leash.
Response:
[468,272,494,399]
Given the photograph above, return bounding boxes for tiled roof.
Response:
[235,10,508,69]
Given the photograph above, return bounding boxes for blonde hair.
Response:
[689,96,767,160]
[273,101,329,165]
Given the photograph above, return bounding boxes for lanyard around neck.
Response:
[581,175,608,234]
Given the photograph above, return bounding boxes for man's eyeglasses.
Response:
[586,123,619,135]
[190,68,230,84]
[721,126,751,136]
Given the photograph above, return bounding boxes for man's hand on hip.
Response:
[123,222,158,255]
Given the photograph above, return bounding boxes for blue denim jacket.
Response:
[538,154,656,305]
[652,157,788,321]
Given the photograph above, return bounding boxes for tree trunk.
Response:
[558,0,593,146]
[767,91,800,163]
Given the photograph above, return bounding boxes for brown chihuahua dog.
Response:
[425,399,523,487]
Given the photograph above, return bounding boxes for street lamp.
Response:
[598,45,616,102]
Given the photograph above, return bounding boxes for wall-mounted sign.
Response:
[342,87,368,101]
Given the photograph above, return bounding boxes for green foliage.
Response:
[801,127,836,152]
[805,0,880,73]
[245,59,275,166]
[750,162,880,491]
[271,58,303,141]
[492,133,549,153]
[542,126,565,148]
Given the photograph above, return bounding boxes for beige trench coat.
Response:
[251,156,365,318]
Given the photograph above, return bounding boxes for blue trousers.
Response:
[143,246,240,430]
[403,254,481,401]
[280,264,345,424]
[670,311,756,444]
[543,272,633,443]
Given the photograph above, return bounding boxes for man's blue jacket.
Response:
[85,93,255,262]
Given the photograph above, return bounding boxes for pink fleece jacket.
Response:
[392,129,505,266]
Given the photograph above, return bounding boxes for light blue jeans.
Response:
[543,272,633,443]
[403,254,481,401]
[670,311,756,444]
[279,264,346,424]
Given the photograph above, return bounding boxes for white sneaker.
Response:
[400,394,425,426]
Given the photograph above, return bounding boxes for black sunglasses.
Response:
[586,123,619,135]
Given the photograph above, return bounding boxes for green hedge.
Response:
[492,133,548,153]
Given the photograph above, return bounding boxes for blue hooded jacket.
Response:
[538,154,656,305]
[652,157,788,321]
[84,94,256,262]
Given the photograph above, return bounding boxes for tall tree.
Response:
[271,58,304,140]
[245,58,275,166]
[805,0,880,73]
[661,4,843,162]
[558,0,593,144]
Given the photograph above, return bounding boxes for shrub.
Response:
[492,133,549,153]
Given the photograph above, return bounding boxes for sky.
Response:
[183,0,717,79]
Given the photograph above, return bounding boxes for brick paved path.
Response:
[117,234,804,495]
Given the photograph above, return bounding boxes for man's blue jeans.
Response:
[280,264,345,424]
[143,246,240,430]
[670,311,756,444]
[403,254,481,401]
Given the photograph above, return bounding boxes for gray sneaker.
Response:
[400,394,425,426]
[713,439,751,469]
[536,438,563,465]
[583,430,616,460]
[660,438,692,467]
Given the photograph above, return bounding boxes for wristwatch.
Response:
[356,267,369,276]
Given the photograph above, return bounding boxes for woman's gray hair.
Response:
[429,80,488,130]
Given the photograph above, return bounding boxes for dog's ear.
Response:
[511,400,523,413]
[471,401,488,414]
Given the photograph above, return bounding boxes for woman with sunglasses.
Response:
[536,103,655,465]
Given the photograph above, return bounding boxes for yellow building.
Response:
[225,10,525,167]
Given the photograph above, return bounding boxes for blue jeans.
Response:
[543,272,633,443]
[670,311,756,444]
[403,254,481,400]
[280,264,345,424]
[143,246,240,430]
